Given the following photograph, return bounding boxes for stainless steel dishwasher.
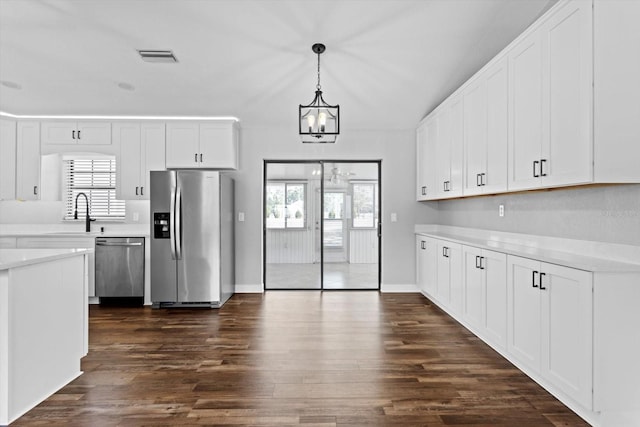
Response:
[95,237,145,304]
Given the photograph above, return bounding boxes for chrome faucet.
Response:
[74,192,96,232]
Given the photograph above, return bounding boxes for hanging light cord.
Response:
[316,52,322,91]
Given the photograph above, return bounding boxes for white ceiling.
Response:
[0,0,555,131]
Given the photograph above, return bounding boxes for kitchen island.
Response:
[0,248,91,426]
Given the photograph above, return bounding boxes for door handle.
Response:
[539,272,546,290]
[540,159,547,177]
[96,242,143,247]
[532,270,539,288]
[533,160,540,178]
[169,186,177,260]
[175,186,182,260]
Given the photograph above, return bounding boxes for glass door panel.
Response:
[323,162,379,290]
[264,162,322,289]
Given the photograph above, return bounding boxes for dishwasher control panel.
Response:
[153,212,170,239]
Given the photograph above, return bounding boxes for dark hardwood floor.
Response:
[14,292,589,426]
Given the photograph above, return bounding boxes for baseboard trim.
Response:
[380,283,419,293]
[235,284,264,293]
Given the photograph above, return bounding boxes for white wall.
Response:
[229,126,438,291]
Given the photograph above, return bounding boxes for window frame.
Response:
[63,155,126,221]
[265,181,308,230]
[350,181,378,229]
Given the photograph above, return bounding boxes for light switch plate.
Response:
[238,212,245,222]
[499,205,504,217]
[132,212,139,222]
[391,213,397,222]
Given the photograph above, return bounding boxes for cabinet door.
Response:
[508,32,543,191]
[541,0,593,187]
[436,241,451,306]
[507,256,542,372]
[463,78,486,197]
[416,236,428,293]
[483,250,507,348]
[76,122,111,145]
[423,237,438,296]
[41,121,75,144]
[541,263,593,409]
[447,243,463,315]
[462,245,484,331]
[141,123,166,199]
[16,121,41,200]
[166,122,200,168]
[423,117,438,200]
[484,57,509,194]
[416,123,428,201]
[115,122,142,199]
[448,98,464,198]
[0,119,17,200]
[199,122,238,169]
[434,109,451,198]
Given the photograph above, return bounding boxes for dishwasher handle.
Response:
[96,241,143,247]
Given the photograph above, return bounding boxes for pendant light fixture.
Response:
[299,43,340,143]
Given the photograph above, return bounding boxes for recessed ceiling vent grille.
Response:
[137,50,178,63]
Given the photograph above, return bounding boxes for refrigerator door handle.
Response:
[175,185,183,260]
[169,185,177,260]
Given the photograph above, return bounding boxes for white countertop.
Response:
[415,225,640,273]
[0,224,149,238]
[0,248,93,270]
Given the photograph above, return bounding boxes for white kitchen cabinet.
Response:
[416,235,437,296]
[0,118,17,200]
[16,236,96,297]
[462,246,507,349]
[0,237,17,248]
[415,118,436,201]
[508,0,592,191]
[41,121,111,145]
[434,98,463,198]
[165,120,238,169]
[115,122,165,200]
[507,255,593,409]
[436,241,462,314]
[16,121,41,201]
[463,57,508,196]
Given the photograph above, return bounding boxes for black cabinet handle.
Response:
[539,272,546,290]
[533,160,540,178]
[135,186,139,196]
[532,270,539,288]
[421,186,426,196]
[200,153,203,162]
[421,240,426,250]
[477,173,481,187]
[479,257,485,270]
[476,255,481,269]
[540,159,547,177]
[72,130,76,139]
[140,186,144,196]
[442,247,449,258]
[195,153,198,163]
[77,130,81,139]
[33,185,38,195]
[481,173,486,186]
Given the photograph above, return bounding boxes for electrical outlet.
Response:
[391,213,397,222]
[238,212,245,222]
[499,205,504,217]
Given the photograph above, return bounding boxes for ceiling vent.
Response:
[137,50,178,63]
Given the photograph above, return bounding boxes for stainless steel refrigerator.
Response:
[150,170,235,308]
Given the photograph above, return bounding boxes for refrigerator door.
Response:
[176,171,221,302]
[150,170,178,303]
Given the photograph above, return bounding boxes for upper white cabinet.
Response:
[115,122,165,200]
[507,255,593,409]
[434,98,463,198]
[41,121,111,145]
[508,0,592,191]
[0,118,17,200]
[166,121,238,169]
[418,0,640,200]
[415,119,436,201]
[463,57,508,196]
[16,121,41,201]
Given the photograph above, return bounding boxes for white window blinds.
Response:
[64,158,125,220]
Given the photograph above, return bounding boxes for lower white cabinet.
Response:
[416,236,437,296]
[16,237,96,297]
[506,255,593,409]
[436,241,462,314]
[462,246,507,349]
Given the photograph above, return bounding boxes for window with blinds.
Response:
[64,158,125,220]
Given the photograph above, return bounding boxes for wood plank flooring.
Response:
[14,292,589,426]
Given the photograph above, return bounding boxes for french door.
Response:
[264,160,380,290]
